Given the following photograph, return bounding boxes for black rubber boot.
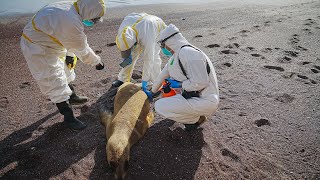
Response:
[111,80,124,88]
[68,84,88,105]
[184,116,207,131]
[56,101,87,130]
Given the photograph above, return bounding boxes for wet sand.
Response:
[0,1,320,179]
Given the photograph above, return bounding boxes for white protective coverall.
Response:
[151,24,219,124]
[115,12,166,83]
[20,0,105,103]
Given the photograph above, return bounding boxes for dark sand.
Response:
[0,0,319,179]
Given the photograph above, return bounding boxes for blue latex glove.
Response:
[166,78,182,88]
[141,81,152,101]
[142,81,148,91]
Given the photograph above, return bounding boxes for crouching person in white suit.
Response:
[151,24,219,131]
[20,0,106,130]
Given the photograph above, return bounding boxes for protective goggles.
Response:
[158,32,180,48]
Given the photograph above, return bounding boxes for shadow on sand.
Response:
[0,85,204,180]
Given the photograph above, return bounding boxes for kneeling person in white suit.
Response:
[151,24,219,131]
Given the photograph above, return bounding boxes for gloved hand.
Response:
[142,81,153,102]
[96,62,104,70]
[66,56,77,69]
[166,78,182,88]
[119,55,132,68]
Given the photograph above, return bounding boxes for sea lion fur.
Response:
[100,82,154,179]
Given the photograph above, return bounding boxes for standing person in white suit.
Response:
[20,0,106,130]
[113,12,166,99]
[151,24,219,131]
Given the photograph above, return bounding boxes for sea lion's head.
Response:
[107,135,130,179]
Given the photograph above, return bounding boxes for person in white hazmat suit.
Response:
[20,0,106,130]
[112,12,166,98]
[151,24,219,131]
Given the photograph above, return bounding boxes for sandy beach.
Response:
[0,0,319,179]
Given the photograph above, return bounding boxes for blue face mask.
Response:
[82,20,94,27]
[119,55,132,68]
[161,48,172,57]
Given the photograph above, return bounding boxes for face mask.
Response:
[161,48,172,57]
[82,20,94,27]
[119,55,133,68]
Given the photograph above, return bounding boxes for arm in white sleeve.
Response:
[180,49,210,92]
[151,63,170,93]
[57,17,101,66]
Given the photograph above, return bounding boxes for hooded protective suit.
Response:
[20,0,105,103]
[151,24,219,124]
[115,13,166,83]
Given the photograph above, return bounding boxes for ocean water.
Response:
[0,0,215,16]
[0,0,312,16]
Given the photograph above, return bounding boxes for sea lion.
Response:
[99,82,154,179]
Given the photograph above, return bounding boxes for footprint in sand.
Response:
[224,43,240,49]
[289,35,300,44]
[252,25,261,31]
[275,93,294,103]
[251,53,265,59]
[278,56,292,63]
[264,21,271,26]
[294,45,308,51]
[19,82,31,89]
[0,97,9,109]
[261,48,273,53]
[302,61,311,65]
[264,65,284,72]
[194,35,203,38]
[313,65,320,71]
[95,50,102,54]
[311,69,319,74]
[241,46,255,53]
[223,62,232,67]
[297,74,309,81]
[221,148,240,162]
[220,50,238,54]
[296,74,317,84]
[284,50,299,57]
[302,28,312,34]
[106,42,116,47]
[310,79,318,84]
[255,119,270,127]
[239,30,250,37]
[228,36,237,41]
[207,44,220,48]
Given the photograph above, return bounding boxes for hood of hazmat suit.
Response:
[115,12,167,82]
[20,0,105,103]
[22,0,105,65]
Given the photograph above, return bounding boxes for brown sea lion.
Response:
[99,82,154,179]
